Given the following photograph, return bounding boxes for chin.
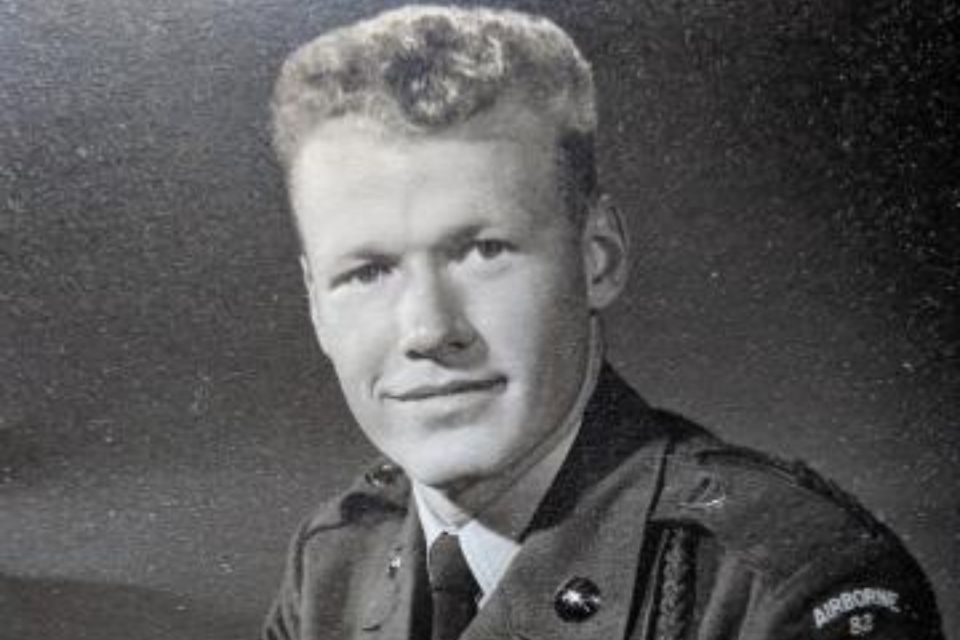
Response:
[402,447,502,490]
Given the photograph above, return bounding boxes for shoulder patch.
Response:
[812,585,903,632]
[802,577,942,639]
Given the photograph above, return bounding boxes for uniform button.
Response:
[365,462,402,487]
[387,553,402,577]
[554,577,601,621]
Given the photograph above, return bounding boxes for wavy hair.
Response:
[271,5,598,216]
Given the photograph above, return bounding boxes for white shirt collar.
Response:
[413,423,580,601]
[413,325,603,603]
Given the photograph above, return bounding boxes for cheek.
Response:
[318,299,395,384]
[464,257,587,361]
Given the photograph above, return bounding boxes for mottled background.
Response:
[1,0,957,637]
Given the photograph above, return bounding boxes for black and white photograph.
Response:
[2,1,957,638]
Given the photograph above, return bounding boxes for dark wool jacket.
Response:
[262,365,943,640]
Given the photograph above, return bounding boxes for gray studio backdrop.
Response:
[2,0,957,638]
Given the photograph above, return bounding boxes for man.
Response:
[262,6,943,639]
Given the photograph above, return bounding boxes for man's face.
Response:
[291,118,621,491]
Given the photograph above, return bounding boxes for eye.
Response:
[332,262,392,288]
[470,239,510,260]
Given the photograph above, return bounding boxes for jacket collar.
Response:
[472,364,671,640]
[359,364,673,640]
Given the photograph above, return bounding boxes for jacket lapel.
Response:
[357,476,429,640]
[467,365,673,640]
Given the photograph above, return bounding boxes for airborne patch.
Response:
[812,587,901,632]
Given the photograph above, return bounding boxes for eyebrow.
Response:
[328,222,492,265]
[334,246,396,263]
[440,223,488,249]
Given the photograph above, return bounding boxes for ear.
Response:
[582,194,629,311]
[300,253,330,356]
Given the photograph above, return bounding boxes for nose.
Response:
[397,268,477,362]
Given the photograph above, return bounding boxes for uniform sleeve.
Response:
[650,440,947,640]
[260,522,310,640]
[745,540,944,640]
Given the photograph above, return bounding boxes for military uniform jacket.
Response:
[262,365,943,640]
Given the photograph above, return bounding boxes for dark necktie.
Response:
[428,533,480,640]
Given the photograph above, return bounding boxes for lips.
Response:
[386,376,506,401]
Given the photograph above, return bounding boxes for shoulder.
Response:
[262,459,413,637]
[648,410,943,637]
[653,418,885,579]
[288,459,411,554]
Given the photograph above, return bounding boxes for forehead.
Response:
[289,118,566,257]
[290,112,559,187]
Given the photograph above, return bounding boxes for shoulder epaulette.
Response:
[301,459,410,539]
[651,417,894,581]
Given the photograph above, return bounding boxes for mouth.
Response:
[386,376,507,402]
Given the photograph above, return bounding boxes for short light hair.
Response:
[271,5,598,217]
